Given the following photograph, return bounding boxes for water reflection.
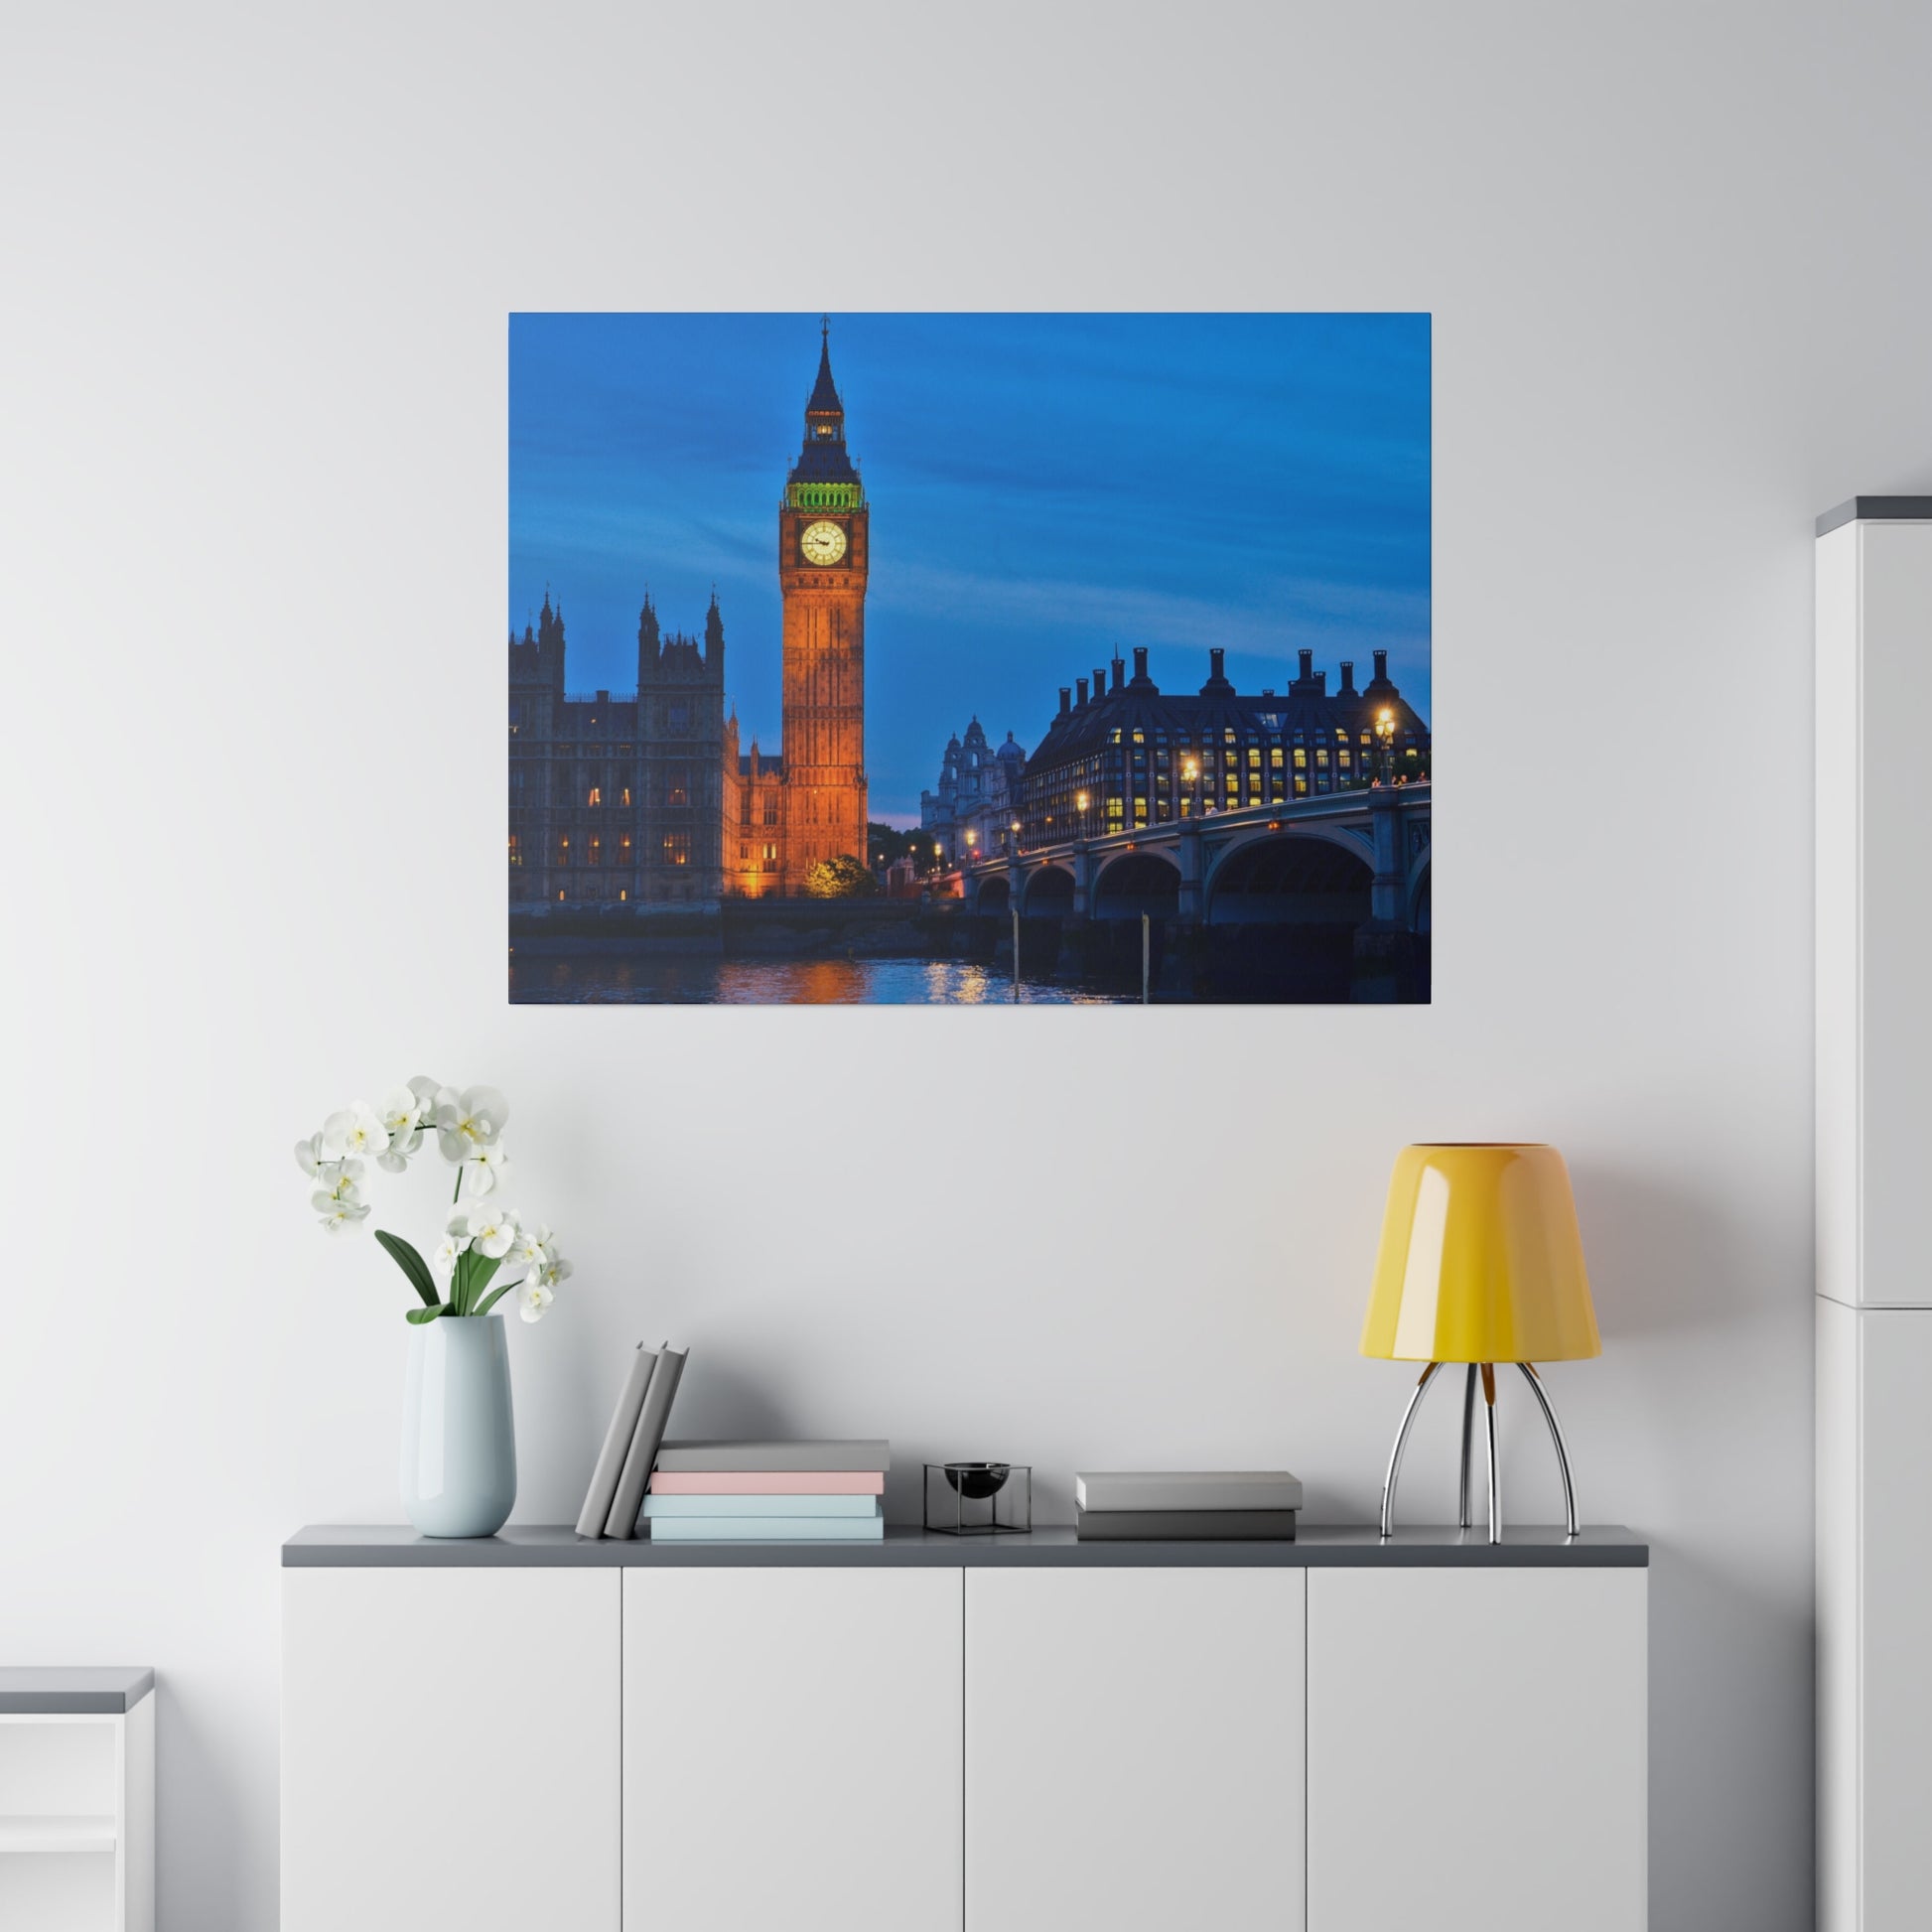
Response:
[509,954,1129,1006]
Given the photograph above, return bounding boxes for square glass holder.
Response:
[924,1462,1032,1535]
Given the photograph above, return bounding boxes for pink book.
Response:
[647,1469,886,1495]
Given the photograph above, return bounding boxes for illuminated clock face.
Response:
[799,519,847,566]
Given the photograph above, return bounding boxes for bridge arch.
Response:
[1203,831,1374,927]
[969,873,1012,914]
[1021,864,1076,914]
[1091,850,1181,921]
[1408,853,1431,934]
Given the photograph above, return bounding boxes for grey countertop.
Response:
[0,1667,154,1714]
[285,1524,1647,1569]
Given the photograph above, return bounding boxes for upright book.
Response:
[604,1344,689,1539]
[575,1342,657,1539]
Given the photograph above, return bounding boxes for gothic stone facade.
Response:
[508,325,869,911]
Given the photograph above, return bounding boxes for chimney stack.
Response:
[1093,666,1107,701]
[1210,647,1226,680]
[1339,659,1356,696]
[1111,655,1125,692]
[1373,648,1389,682]
[1076,676,1090,707]
[1058,686,1071,717]
[1132,646,1150,683]
[1298,648,1314,682]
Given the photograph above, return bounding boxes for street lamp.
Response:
[1009,818,1022,856]
[1180,756,1200,819]
[1374,707,1397,785]
[965,828,978,864]
[1076,789,1090,840]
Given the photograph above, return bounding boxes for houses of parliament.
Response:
[508,323,868,909]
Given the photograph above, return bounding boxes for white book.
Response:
[574,1343,657,1539]
[647,1515,886,1543]
[640,1493,882,1519]
[1074,1470,1304,1513]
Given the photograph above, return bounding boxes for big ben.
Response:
[778,320,869,885]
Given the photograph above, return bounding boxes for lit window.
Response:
[589,836,602,867]
[621,834,631,856]
[507,834,521,868]
[1295,749,1308,769]
[589,786,602,806]
[622,787,631,806]
[1270,748,1284,769]
[663,832,689,866]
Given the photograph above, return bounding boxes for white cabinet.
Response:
[621,1567,961,1932]
[281,1568,621,1932]
[1307,1568,1646,1932]
[282,1535,1644,1932]
[1815,501,1932,1932]
[0,1686,152,1932]
[964,1567,1305,1932]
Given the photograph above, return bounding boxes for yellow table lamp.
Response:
[1363,1144,1598,1543]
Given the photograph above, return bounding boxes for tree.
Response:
[803,853,879,898]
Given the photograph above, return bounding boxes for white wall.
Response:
[3,4,1929,1926]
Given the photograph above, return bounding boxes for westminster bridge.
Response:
[937,783,1432,936]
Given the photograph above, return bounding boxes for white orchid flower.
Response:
[517,1281,555,1323]
[460,1144,514,1198]
[408,1074,442,1113]
[321,1101,389,1163]
[530,1251,573,1293]
[432,1234,463,1280]
[293,1133,328,1180]
[434,1085,508,1164]
[315,1190,370,1235]
[465,1205,519,1260]
[378,1085,424,1137]
[312,1159,365,1204]
[509,1221,552,1269]
[377,1126,422,1174]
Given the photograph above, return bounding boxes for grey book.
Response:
[1074,1507,1298,1541]
[605,1344,689,1539]
[1075,1471,1305,1513]
[653,1439,890,1474]
[574,1343,658,1539]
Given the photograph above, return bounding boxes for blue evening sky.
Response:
[509,313,1430,825]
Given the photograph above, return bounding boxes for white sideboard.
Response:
[1815,499,1932,1932]
[283,1526,1646,1932]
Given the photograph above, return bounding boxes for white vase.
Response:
[400,1315,517,1538]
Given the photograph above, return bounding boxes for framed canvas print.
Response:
[508,313,1430,1004]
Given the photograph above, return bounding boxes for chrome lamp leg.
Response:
[1378,1361,1442,1539]
[1457,1364,1477,1530]
[1481,1362,1501,1544]
[1518,1362,1580,1537]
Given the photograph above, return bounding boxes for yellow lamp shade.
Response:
[1361,1145,1599,1364]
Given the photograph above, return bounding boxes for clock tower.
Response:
[778,319,869,886]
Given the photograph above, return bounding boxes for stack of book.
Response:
[1073,1470,1303,1540]
[576,1341,690,1541]
[642,1441,890,1543]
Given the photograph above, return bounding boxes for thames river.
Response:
[508,954,1132,1005]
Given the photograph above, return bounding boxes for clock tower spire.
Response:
[778,317,869,889]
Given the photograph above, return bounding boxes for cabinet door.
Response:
[1307,1568,1645,1932]
[1860,1308,1932,1925]
[282,1568,621,1932]
[623,1567,962,1932]
[965,1567,1306,1932]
